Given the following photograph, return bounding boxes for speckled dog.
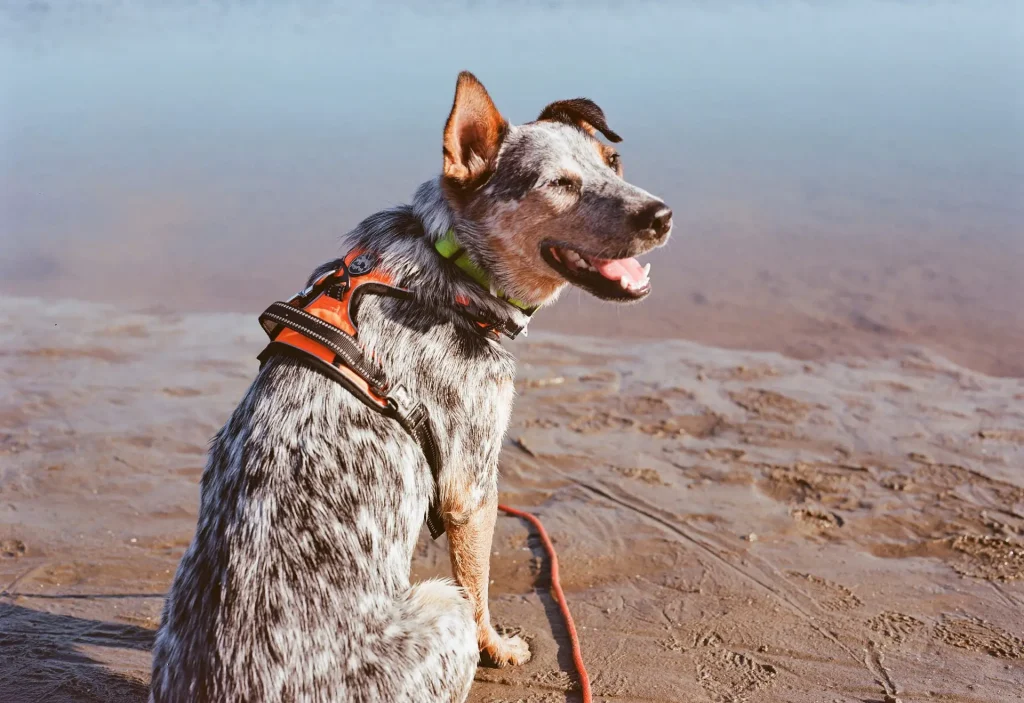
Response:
[150,72,672,703]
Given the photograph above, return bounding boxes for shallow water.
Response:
[2,1,1022,373]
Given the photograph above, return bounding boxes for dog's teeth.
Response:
[643,263,651,278]
[620,278,630,290]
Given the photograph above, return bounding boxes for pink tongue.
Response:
[591,256,645,284]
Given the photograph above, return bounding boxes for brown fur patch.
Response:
[481,194,569,303]
[446,496,533,666]
[536,97,622,143]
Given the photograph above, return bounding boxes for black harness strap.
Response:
[453,298,531,339]
[260,302,388,391]
[386,388,446,540]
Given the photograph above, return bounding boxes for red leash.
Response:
[497,504,592,703]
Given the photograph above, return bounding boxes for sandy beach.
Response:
[2,295,1021,702]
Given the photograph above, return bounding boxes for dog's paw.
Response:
[479,628,531,668]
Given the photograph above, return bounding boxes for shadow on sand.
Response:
[0,600,157,702]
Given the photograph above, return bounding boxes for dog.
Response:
[150,71,672,703]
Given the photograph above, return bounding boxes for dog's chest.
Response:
[363,300,518,482]
[416,342,516,472]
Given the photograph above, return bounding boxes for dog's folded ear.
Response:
[537,98,622,143]
[443,72,508,190]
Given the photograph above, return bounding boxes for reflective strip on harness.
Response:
[258,249,446,539]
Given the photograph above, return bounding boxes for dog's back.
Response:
[149,351,479,702]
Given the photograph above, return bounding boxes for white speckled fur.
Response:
[151,73,669,702]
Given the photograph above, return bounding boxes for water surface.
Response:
[2,1,1022,373]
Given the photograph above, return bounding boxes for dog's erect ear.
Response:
[443,72,508,189]
[537,98,622,143]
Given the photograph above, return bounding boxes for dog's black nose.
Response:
[650,205,673,237]
[636,202,673,237]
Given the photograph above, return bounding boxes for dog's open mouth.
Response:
[541,243,651,301]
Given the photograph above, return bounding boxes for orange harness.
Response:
[260,250,401,407]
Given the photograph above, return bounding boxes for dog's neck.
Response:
[409,178,538,333]
[412,178,458,245]
[413,178,555,304]
[324,178,534,340]
[433,230,535,313]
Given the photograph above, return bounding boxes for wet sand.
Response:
[1,295,1023,702]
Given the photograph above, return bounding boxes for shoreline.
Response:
[5,288,1022,381]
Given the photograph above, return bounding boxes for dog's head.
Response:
[440,72,672,307]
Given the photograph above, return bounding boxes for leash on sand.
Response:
[497,504,592,703]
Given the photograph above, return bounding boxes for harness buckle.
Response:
[386,384,414,415]
[495,317,526,339]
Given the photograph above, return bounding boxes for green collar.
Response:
[434,229,535,313]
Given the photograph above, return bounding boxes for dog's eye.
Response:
[607,153,621,170]
[548,177,580,191]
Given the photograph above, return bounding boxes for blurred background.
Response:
[2,0,1022,374]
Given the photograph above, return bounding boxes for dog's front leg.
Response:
[446,494,531,667]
